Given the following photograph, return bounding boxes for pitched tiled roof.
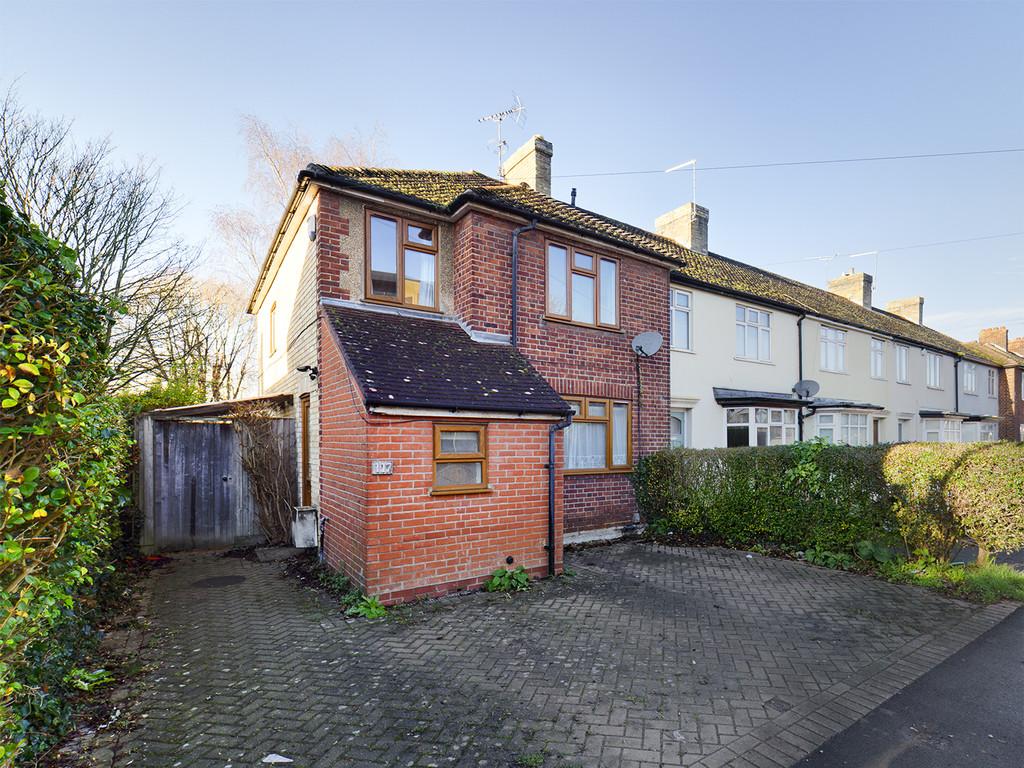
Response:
[323,304,570,416]
[303,165,993,363]
[963,341,1024,368]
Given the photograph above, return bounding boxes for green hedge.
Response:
[0,193,129,763]
[633,440,1024,559]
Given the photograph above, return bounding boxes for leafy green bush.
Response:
[0,193,128,763]
[883,442,1024,560]
[484,566,530,593]
[632,441,892,552]
[634,440,1024,563]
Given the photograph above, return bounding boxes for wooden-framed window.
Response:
[433,424,488,493]
[268,301,278,355]
[563,398,631,472]
[366,211,438,310]
[545,240,619,328]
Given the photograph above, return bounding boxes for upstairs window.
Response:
[926,352,942,388]
[564,398,631,471]
[433,424,487,492]
[671,289,692,350]
[820,326,846,372]
[367,212,438,310]
[896,345,910,384]
[963,362,977,394]
[735,306,771,361]
[546,242,618,328]
[988,368,997,396]
[870,338,886,379]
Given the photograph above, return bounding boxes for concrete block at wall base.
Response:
[564,523,645,547]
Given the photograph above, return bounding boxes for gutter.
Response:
[510,219,538,347]
[547,414,573,577]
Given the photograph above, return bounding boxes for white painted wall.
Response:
[669,287,799,448]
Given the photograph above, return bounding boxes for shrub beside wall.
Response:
[0,195,128,763]
[634,440,1024,559]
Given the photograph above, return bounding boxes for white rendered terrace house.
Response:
[658,203,1002,448]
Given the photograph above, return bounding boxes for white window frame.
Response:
[734,305,772,362]
[979,423,998,442]
[670,409,690,448]
[923,418,962,443]
[870,338,886,379]
[896,345,910,384]
[897,418,911,442]
[926,352,942,389]
[816,411,870,446]
[987,368,997,397]
[670,289,692,351]
[963,362,977,394]
[820,326,847,373]
[725,407,797,447]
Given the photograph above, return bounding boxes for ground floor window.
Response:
[816,412,870,445]
[670,409,690,448]
[971,422,998,442]
[725,407,797,447]
[922,418,962,443]
[565,398,631,471]
[897,418,911,442]
[433,424,487,492]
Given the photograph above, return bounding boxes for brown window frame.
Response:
[268,301,277,355]
[544,239,620,330]
[365,210,440,312]
[432,423,489,494]
[563,397,632,474]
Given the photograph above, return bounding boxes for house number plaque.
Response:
[371,460,394,475]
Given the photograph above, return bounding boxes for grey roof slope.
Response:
[323,304,571,416]
[301,165,996,365]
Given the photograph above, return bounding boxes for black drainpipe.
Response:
[797,314,806,440]
[954,357,961,413]
[510,219,538,347]
[547,414,573,576]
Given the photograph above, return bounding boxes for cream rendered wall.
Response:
[254,192,320,506]
[958,361,1001,419]
[670,286,800,448]
[802,318,956,442]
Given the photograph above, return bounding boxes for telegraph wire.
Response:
[763,232,1024,267]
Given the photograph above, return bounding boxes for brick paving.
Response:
[109,543,1016,768]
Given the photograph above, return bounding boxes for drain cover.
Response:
[191,575,247,588]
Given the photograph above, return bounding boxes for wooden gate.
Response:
[136,398,295,552]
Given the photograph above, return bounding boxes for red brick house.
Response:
[967,327,1024,441]
[247,137,674,603]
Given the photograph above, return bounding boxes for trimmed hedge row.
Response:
[633,440,1024,559]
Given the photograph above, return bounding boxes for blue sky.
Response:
[3,0,1021,340]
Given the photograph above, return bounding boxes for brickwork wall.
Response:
[452,212,671,532]
[998,366,1024,441]
[316,190,351,302]
[317,315,369,588]
[362,417,561,604]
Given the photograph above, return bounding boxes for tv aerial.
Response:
[792,379,820,400]
[631,331,664,358]
[478,94,526,179]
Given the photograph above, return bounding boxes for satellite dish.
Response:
[792,379,820,399]
[631,331,663,358]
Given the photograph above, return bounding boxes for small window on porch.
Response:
[433,424,488,493]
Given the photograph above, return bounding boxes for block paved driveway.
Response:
[112,543,1015,768]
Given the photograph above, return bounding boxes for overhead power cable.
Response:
[763,231,1024,267]
[552,147,1024,179]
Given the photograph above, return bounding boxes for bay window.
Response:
[816,412,870,445]
[367,212,438,310]
[979,423,998,442]
[820,326,846,372]
[923,418,962,443]
[564,398,631,471]
[546,242,618,328]
[735,305,771,361]
[726,407,797,447]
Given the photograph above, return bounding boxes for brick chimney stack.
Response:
[655,203,710,255]
[885,296,925,325]
[1009,337,1024,356]
[979,326,1009,349]
[827,270,874,309]
[502,135,553,196]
